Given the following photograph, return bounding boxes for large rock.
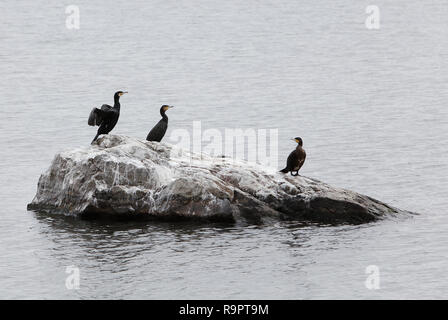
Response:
[28,135,411,224]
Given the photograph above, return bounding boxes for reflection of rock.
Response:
[28,135,411,224]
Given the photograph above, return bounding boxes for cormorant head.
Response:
[292,137,303,146]
[114,91,128,98]
[160,105,174,113]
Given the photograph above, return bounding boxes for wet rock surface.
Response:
[28,135,411,224]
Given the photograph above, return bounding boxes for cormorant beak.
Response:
[168,106,174,108]
[119,91,128,96]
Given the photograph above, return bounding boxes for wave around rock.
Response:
[27,135,411,224]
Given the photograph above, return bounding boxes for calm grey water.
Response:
[1,0,448,299]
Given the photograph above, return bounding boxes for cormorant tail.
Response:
[91,133,100,144]
[280,167,289,173]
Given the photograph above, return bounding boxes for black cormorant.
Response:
[280,137,306,176]
[146,105,173,142]
[88,91,127,143]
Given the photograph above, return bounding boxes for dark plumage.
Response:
[146,105,173,142]
[280,137,306,176]
[88,91,127,144]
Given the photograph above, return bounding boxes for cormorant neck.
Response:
[114,94,121,108]
[160,109,168,121]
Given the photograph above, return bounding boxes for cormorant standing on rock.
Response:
[146,105,173,142]
[88,91,127,144]
[280,137,306,176]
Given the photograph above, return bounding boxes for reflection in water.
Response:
[28,212,426,300]
[31,212,337,299]
[33,213,240,271]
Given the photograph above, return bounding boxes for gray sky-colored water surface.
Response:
[0,0,447,299]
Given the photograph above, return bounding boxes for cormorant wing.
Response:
[295,148,307,170]
[298,149,306,166]
[88,104,113,126]
[100,104,113,112]
[286,151,299,170]
[146,119,168,142]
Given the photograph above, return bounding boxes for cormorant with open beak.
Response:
[88,91,128,143]
[146,105,174,142]
[280,137,306,176]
